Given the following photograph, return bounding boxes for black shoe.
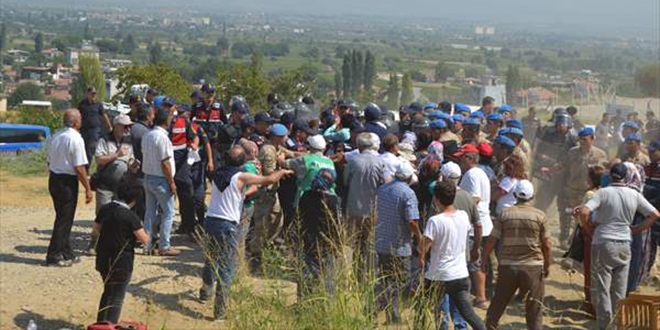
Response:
[69,256,81,264]
[199,288,211,302]
[45,259,72,267]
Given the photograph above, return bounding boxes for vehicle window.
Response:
[0,128,47,143]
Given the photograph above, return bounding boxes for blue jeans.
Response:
[201,217,239,319]
[440,295,467,330]
[143,175,175,251]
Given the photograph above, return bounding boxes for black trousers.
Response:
[174,158,196,233]
[47,172,79,263]
[191,161,207,225]
[97,265,131,323]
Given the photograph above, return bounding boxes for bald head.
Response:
[227,145,246,167]
[64,109,82,130]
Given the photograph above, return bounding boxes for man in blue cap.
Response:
[492,135,517,174]
[455,103,472,117]
[532,112,577,239]
[461,118,488,145]
[452,114,465,136]
[616,121,642,159]
[497,104,512,120]
[472,96,495,119]
[506,118,532,162]
[559,127,608,249]
[435,114,460,143]
[499,127,530,175]
[485,113,505,143]
[621,133,650,167]
[248,123,295,273]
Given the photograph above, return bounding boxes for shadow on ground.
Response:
[14,311,84,330]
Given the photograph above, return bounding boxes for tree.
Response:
[215,54,269,111]
[400,73,413,105]
[334,69,342,98]
[71,55,106,105]
[635,64,660,97]
[149,42,162,64]
[434,61,456,83]
[386,73,400,110]
[114,63,191,102]
[8,82,44,107]
[342,54,352,99]
[363,50,376,93]
[505,65,521,105]
[34,32,43,53]
[270,66,318,103]
[351,50,363,94]
[122,34,137,54]
[0,22,6,52]
[216,36,229,54]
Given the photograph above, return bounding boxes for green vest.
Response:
[296,153,335,206]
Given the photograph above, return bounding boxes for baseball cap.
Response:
[163,97,177,107]
[623,121,640,131]
[578,127,595,137]
[610,163,628,181]
[513,180,535,200]
[279,112,295,126]
[201,83,216,93]
[440,161,462,179]
[648,140,660,153]
[430,119,447,130]
[270,123,288,136]
[452,114,465,123]
[405,102,424,113]
[495,135,516,149]
[470,111,485,120]
[255,112,275,124]
[293,119,316,135]
[424,102,438,110]
[453,143,480,157]
[463,118,481,126]
[487,113,504,122]
[395,161,415,181]
[240,116,255,129]
[506,118,523,129]
[112,114,133,126]
[307,134,327,151]
[153,95,166,107]
[625,133,642,143]
[499,127,524,137]
[498,104,512,113]
[454,103,471,114]
[477,142,493,157]
[428,110,444,120]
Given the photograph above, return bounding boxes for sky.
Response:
[17,0,660,37]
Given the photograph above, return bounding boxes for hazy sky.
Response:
[17,0,660,37]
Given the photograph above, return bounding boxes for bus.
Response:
[0,123,51,154]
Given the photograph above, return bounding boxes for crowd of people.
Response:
[43,84,660,329]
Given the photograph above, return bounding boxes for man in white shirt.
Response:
[200,145,293,320]
[46,109,93,267]
[417,180,486,330]
[454,143,493,308]
[141,108,179,256]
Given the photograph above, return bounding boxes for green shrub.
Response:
[15,106,64,132]
[0,148,48,176]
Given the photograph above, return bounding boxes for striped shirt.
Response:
[491,203,548,266]
[375,180,420,256]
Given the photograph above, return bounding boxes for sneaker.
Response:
[45,259,72,267]
[158,247,181,256]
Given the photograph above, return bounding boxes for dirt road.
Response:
[0,171,658,329]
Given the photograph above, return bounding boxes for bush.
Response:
[16,106,63,132]
[0,148,48,176]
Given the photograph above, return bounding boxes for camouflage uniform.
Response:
[561,145,608,244]
[621,151,651,167]
[531,126,577,244]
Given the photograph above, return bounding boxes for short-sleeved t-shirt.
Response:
[95,201,143,275]
[424,210,471,282]
[78,99,106,131]
[491,204,548,266]
[584,184,657,244]
[459,166,493,236]
[496,176,519,215]
[141,126,175,177]
[452,189,481,227]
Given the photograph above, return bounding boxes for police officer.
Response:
[78,86,112,167]
[560,127,608,248]
[621,133,651,167]
[166,98,200,235]
[532,111,577,247]
[252,112,275,149]
[215,100,248,167]
[192,83,226,164]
